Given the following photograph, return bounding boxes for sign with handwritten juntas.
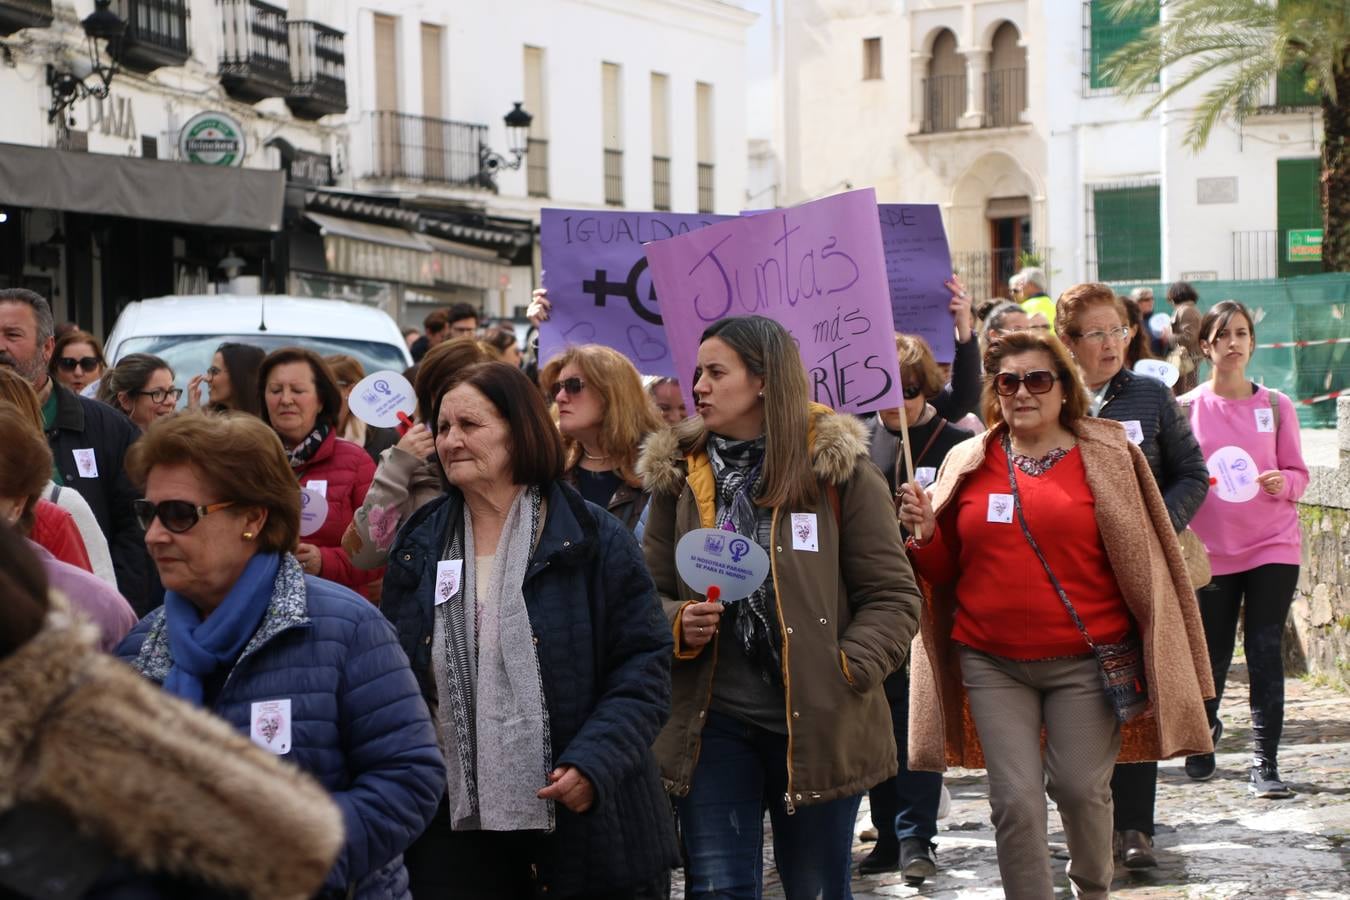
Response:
[878,204,955,363]
[539,209,730,376]
[644,188,904,415]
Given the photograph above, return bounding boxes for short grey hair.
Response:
[1130,287,1154,303]
[982,302,1027,344]
[1016,267,1047,294]
[0,289,54,348]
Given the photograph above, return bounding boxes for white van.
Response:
[104,296,414,393]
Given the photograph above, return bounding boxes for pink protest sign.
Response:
[644,189,902,414]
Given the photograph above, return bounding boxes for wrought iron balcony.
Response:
[0,0,52,36]
[984,67,1026,128]
[921,74,966,133]
[218,0,290,103]
[112,0,190,71]
[367,111,489,188]
[286,20,345,119]
[652,155,671,211]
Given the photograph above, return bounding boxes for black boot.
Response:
[899,838,937,886]
[858,840,899,875]
[1185,717,1223,781]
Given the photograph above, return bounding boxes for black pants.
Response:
[405,800,669,899]
[866,669,941,848]
[1109,761,1157,834]
[1197,563,1300,765]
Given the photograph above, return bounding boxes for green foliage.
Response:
[1102,0,1350,150]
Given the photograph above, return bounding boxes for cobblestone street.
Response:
[673,665,1350,898]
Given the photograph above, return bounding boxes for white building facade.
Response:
[771,0,1324,300]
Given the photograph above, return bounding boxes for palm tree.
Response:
[1103,0,1350,272]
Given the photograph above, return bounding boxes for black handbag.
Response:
[1002,435,1150,724]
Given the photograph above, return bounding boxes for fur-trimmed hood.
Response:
[638,402,870,498]
[0,596,344,900]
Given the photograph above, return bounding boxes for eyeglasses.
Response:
[58,356,99,373]
[993,370,1058,396]
[206,366,223,378]
[132,499,234,534]
[1026,324,1052,332]
[1076,326,1130,345]
[551,377,585,396]
[902,383,923,400]
[135,387,184,404]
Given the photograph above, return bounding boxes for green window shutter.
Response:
[1275,62,1319,108]
[1094,185,1161,281]
[1090,0,1159,90]
[1276,158,1322,277]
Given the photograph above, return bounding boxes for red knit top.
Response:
[911,441,1132,660]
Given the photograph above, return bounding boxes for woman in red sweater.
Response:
[899,332,1213,900]
[258,348,381,598]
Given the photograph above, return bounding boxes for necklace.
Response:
[582,448,608,461]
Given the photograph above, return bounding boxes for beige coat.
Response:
[0,599,344,900]
[640,407,922,808]
[908,418,1216,772]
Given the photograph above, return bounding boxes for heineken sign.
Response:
[179,111,246,167]
[1287,228,1323,262]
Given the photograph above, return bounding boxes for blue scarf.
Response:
[163,552,281,706]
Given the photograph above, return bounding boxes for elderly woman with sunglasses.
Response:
[898,331,1213,900]
[115,411,444,900]
[1056,282,1210,869]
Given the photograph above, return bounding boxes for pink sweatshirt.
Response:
[1180,383,1308,576]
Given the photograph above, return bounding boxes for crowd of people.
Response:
[0,267,1311,899]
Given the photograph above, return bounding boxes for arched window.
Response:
[986,22,1026,127]
[923,29,965,133]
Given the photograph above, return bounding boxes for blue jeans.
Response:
[676,710,862,900]
[867,668,941,846]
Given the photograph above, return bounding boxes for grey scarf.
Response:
[431,487,554,832]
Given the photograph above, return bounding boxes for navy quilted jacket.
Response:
[1097,368,1210,533]
[115,555,445,900]
[381,480,679,898]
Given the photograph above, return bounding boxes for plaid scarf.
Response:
[286,422,331,471]
[708,435,781,686]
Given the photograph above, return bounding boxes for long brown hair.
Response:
[540,345,661,487]
[679,316,817,510]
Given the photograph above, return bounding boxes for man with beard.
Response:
[0,289,150,610]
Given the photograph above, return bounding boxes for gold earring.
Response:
[243,531,255,540]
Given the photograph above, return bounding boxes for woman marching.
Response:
[859,333,973,884]
[1179,300,1309,798]
[1056,282,1211,868]
[899,331,1213,900]
[639,315,921,899]
[541,344,662,536]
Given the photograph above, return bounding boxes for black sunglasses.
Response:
[993,370,1058,397]
[58,356,99,373]
[551,377,585,396]
[902,383,923,400]
[132,498,234,534]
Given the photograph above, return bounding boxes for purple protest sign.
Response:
[645,189,903,415]
[878,204,955,363]
[539,209,729,376]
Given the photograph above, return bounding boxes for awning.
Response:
[0,142,284,231]
[305,212,429,252]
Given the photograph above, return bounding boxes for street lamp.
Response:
[478,102,534,187]
[47,0,127,125]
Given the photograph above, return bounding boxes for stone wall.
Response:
[1287,397,1350,688]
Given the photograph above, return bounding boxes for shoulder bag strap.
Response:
[1001,434,1098,651]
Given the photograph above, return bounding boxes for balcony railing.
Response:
[527,138,550,198]
[952,247,1052,302]
[604,149,624,206]
[652,156,671,211]
[1232,230,1278,280]
[368,111,488,188]
[698,162,715,214]
[112,0,189,71]
[984,67,1026,128]
[286,20,346,119]
[921,74,966,133]
[0,0,52,37]
[218,0,290,102]
[1253,69,1321,113]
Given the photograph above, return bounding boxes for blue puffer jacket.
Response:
[381,480,679,898]
[115,555,445,900]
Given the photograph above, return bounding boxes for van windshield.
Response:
[116,335,410,387]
